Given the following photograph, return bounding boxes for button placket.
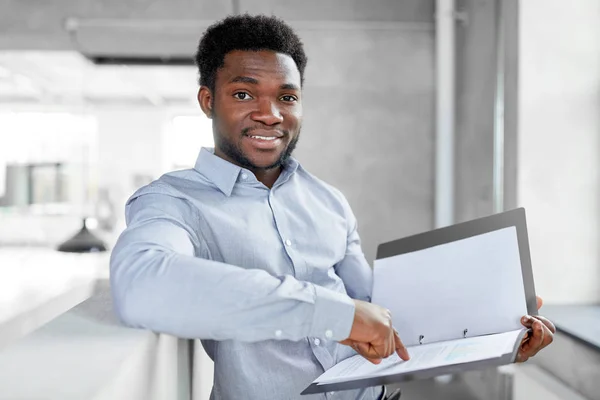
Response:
[270,191,309,279]
[267,190,298,277]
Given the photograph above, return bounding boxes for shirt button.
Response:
[240,173,248,180]
[314,338,321,346]
[285,239,292,246]
[275,330,282,338]
[325,330,333,339]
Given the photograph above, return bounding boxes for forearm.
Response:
[110,240,355,342]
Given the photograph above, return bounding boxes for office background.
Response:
[0,0,598,399]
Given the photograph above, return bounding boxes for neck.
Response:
[213,147,282,189]
[252,168,281,189]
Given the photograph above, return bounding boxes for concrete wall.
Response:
[454,0,499,223]
[295,23,435,264]
[518,0,600,304]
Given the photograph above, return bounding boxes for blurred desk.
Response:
[0,247,206,400]
[543,305,600,350]
[0,281,190,400]
[530,305,600,400]
[0,247,109,350]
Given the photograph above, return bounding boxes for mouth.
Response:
[243,130,285,150]
[248,135,279,141]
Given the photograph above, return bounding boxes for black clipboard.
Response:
[302,207,537,395]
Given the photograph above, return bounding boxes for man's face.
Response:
[203,50,303,171]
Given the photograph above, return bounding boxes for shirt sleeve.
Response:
[333,195,374,303]
[109,192,355,342]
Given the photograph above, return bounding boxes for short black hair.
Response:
[195,14,307,91]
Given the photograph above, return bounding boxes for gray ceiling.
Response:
[0,0,433,51]
[0,0,433,106]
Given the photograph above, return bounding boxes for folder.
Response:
[302,208,537,395]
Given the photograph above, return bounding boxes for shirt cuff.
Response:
[309,284,356,341]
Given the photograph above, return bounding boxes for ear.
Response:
[198,86,213,119]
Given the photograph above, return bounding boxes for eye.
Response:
[233,92,253,101]
[280,95,298,103]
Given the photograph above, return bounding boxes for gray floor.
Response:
[387,375,480,400]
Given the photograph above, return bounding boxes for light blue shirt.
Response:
[110,148,384,400]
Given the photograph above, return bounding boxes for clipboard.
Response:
[302,207,537,395]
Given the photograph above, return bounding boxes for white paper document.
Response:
[372,227,528,347]
[315,330,522,385]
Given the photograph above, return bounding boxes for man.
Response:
[110,14,555,400]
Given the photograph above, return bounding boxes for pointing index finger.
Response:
[393,329,410,361]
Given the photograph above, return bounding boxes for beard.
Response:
[214,127,300,171]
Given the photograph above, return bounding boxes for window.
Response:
[0,163,69,207]
[0,112,97,212]
[165,115,214,170]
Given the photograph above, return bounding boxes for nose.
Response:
[251,98,283,126]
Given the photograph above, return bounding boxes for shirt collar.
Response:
[194,147,300,196]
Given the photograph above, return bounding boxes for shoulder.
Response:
[125,169,212,221]
[127,169,211,204]
[120,171,205,247]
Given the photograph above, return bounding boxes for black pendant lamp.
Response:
[57,218,107,253]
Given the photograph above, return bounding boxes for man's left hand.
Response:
[516,296,556,363]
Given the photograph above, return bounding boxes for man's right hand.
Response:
[339,300,410,364]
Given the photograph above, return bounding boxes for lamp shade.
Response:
[57,218,107,253]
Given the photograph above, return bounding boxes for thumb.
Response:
[536,296,543,310]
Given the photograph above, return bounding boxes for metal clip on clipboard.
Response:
[418,329,469,345]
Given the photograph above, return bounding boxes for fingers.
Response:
[388,326,395,358]
[527,320,545,352]
[371,308,394,359]
[532,315,556,334]
[384,309,394,358]
[344,328,403,364]
[521,315,535,331]
[532,321,554,356]
[342,302,408,364]
[521,314,556,334]
[518,319,554,362]
[394,329,410,361]
[353,341,382,364]
[536,296,543,310]
[514,307,556,363]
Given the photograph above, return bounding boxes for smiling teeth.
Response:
[251,136,277,140]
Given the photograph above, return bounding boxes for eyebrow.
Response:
[229,76,300,91]
[230,76,259,85]
[280,83,300,91]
